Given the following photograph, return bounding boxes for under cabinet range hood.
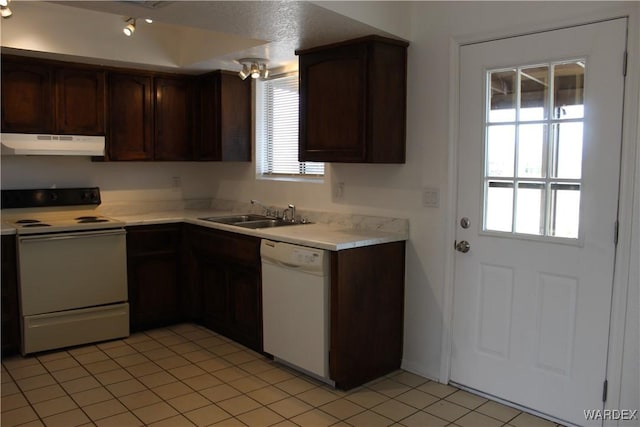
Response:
[1,133,105,156]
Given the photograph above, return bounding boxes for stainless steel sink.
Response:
[234,219,289,229]
[199,214,270,224]
[199,214,310,229]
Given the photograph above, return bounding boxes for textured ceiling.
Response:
[45,1,399,72]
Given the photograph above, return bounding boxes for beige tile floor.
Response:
[1,323,566,427]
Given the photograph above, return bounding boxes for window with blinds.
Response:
[256,73,324,178]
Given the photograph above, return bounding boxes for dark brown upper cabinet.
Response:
[154,76,195,161]
[2,54,250,162]
[1,56,105,135]
[108,72,195,161]
[108,72,154,161]
[197,71,251,161]
[55,67,105,135]
[297,36,409,163]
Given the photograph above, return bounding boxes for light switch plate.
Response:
[422,187,439,208]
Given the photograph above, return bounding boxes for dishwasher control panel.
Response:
[291,248,321,266]
[261,240,328,274]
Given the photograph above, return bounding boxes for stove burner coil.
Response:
[23,223,51,228]
[77,218,109,224]
[15,219,41,224]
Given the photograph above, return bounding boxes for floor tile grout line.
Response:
[53,348,154,427]
[2,324,559,427]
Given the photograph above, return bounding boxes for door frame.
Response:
[441,10,640,422]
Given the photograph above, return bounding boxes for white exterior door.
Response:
[451,19,627,426]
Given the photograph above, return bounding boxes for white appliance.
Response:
[2,188,129,355]
[261,239,332,383]
[1,133,105,156]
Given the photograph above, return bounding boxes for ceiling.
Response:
[2,1,401,74]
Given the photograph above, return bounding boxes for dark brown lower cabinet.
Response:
[184,225,262,352]
[330,241,406,389]
[1,235,20,357]
[126,224,183,332]
[112,222,404,390]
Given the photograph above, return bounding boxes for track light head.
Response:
[123,17,136,36]
[238,64,250,80]
[1,0,12,18]
[237,58,270,80]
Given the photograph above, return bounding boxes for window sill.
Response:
[256,174,324,184]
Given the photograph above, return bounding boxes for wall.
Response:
[1,0,637,412]
[0,157,219,204]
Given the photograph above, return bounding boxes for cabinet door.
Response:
[126,225,181,332]
[198,71,251,161]
[55,67,105,135]
[1,235,20,357]
[219,72,251,161]
[299,44,367,162]
[1,60,54,133]
[108,73,153,160]
[228,265,261,350]
[197,73,220,160]
[200,260,229,333]
[155,77,194,161]
[128,253,180,331]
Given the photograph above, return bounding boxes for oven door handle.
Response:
[19,228,126,243]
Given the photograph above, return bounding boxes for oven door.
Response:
[18,228,128,315]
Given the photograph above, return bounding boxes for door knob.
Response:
[455,240,471,253]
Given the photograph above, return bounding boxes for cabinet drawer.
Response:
[126,224,181,255]
[188,226,260,266]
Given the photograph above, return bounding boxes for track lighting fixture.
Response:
[237,58,269,80]
[123,17,136,36]
[1,0,12,19]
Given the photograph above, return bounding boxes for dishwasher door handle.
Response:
[263,258,303,269]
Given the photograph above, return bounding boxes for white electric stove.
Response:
[1,188,129,355]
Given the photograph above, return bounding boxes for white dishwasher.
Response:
[261,239,331,382]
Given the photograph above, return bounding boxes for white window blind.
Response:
[257,73,324,177]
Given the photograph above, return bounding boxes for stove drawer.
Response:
[22,303,129,354]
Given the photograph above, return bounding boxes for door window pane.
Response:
[552,122,583,179]
[487,125,515,177]
[553,62,584,120]
[518,124,546,178]
[515,183,545,235]
[485,182,514,232]
[520,66,549,121]
[550,184,581,238]
[489,70,516,123]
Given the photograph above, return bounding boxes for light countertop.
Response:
[116,209,408,251]
[1,205,409,250]
[1,224,16,236]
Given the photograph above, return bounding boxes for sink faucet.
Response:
[283,204,296,222]
[250,199,272,216]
